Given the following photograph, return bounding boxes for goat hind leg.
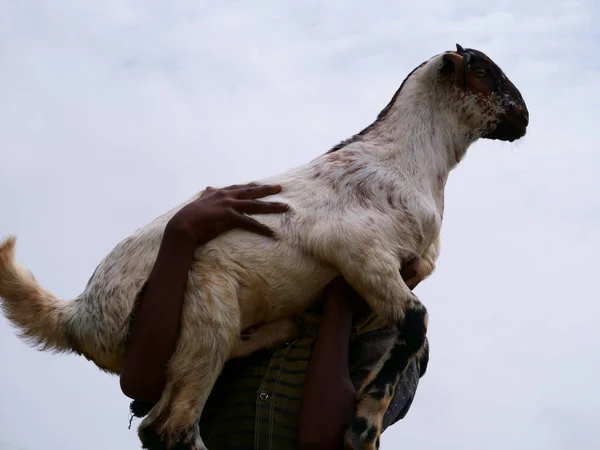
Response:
[232,311,323,359]
[231,314,313,359]
[138,277,240,450]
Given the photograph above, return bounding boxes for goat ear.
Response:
[441,52,463,75]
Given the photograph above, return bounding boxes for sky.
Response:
[0,1,598,449]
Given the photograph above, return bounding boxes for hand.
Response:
[167,183,289,245]
[299,278,360,450]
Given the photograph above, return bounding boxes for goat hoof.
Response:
[398,302,428,354]
[139,423,206,450]
[130,400,154,419]
[344,418,381,450]
[343,427,361,450]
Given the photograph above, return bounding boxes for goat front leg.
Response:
[331,247,428,450]
[338,247,428,383]
[345,338,429,450]
[332,245,428,348]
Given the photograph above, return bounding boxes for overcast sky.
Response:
[0,1,598,450]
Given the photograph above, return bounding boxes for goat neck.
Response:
[362,73,477,192]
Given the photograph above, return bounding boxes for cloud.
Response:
[1,1,598,449]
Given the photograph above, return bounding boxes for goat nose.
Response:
[520,109,529,127]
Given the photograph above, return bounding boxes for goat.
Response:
[0,44,528,450]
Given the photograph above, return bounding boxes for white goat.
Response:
[0,45,528,450]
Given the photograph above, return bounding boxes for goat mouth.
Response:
[484,118,527,142]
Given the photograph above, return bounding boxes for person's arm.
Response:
[119,224,195,403]
[297,260,423,450]
[297,278,361,450]
[120,183,289,403]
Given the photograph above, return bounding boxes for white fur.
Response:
[0,49,528,450]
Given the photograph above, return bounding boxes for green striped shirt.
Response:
[199,316,424,450]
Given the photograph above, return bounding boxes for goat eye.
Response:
[475,68,487,78]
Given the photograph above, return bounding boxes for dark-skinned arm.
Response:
[119,223,196,403]
[297,278,359,450]
[120,183,289,403]
[297,260,422,450]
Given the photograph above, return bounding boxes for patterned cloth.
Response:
[199,313,425,450]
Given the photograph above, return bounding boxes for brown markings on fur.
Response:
[445,50,519,138]
[386,192,394,207]
[358,391,392,416]
[320,153,378,209]
[353,178,370,205]
[458,49,530,137]
[319,151,360,179]
[357,354,390,396]
[379,179,396,208]
[326,150,357,166]
[351,391,395,450]
[466,71,495,96]
[345,163,366,176]
[437,174,446,191]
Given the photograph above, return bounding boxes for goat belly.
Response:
[196,231,337,327]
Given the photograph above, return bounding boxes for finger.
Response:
[201,183,260,196]
[232,184,283,200]
[199,186,215,197]
[229,199,289,215]
[221,182,260,191]
[232,213,277,238]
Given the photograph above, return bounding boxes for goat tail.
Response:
[0,235,76,353]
